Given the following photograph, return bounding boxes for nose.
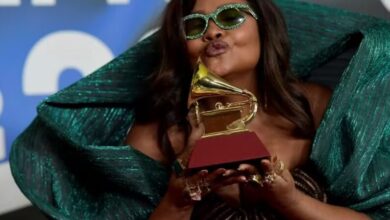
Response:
[203,20,224,41]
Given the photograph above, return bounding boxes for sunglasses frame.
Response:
[183,3,258,40]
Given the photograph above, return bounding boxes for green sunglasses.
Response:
[183,3,258,40]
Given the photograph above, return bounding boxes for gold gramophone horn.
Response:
[189,60,258,134]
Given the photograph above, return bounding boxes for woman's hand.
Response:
[239,157,298,210]
[162,109,248,208]
[163,168,228,208]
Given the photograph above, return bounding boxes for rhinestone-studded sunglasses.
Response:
[183,3,258,40]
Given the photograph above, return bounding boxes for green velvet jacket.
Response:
[10,1,390,219]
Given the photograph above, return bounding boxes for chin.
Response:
[204,61,230,77]
[209,67,230,78]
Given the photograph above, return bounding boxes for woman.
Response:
[129,0,371,219]
[10,0,390,219]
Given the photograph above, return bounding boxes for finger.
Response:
[221,169,238,177]
[198,169,209,177]
[187,110,204,149]
[209,168,227,179]
[187,106,202,128]
[211,174,248,189]
[278,169,290,182]
[209,169,246,189]
[270,155,277,163]
[187,108,198,127]
[273,159,285,174]
[273,160,290,182]
[237,163,257,174]
[259,159,278,187]
[188,122,204,146]
[204,168,227,185]
[177,116,204,160]
[221,175,248,185]
[188,169,209,181]
[261,159,273,173]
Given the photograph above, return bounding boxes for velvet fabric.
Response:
[10,0,390,219]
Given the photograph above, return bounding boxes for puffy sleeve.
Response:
[10,32,167,219]
[310,23,390,219]
[10,112,170,220]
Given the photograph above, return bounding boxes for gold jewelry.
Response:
[274,160,285,175]
[248,174,264,187]
[184,178,202,201]
[263,172,277,184]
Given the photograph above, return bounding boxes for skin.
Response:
[127,0,372,219]
[186,0,261,93]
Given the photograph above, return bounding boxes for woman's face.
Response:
[185,0,261,80]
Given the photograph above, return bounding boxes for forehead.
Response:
[192,0,248,13]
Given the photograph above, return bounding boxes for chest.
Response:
[247,114,312,169]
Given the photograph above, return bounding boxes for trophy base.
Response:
[187,131,270,173]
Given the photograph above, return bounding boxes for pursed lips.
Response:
[205,40,229,57]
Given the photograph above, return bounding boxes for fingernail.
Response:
[222,170,233,177]
[240,176,247,182]
[237,167,244,171]
[219,168,226,173]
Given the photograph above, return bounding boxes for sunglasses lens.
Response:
[217,8,245,27]
[184,17,206,38]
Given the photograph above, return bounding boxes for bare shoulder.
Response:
[125,122,185,163]
[298,82,333,128]
[125,122,166,162]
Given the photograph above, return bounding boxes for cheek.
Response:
[186,40,203,63]
[234,26,261,67]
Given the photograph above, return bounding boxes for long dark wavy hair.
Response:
[135,0,314,164]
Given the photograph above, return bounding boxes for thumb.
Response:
[188,122,204,148]
[187,106,204,148]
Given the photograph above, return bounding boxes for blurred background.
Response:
[0,0,389,219]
